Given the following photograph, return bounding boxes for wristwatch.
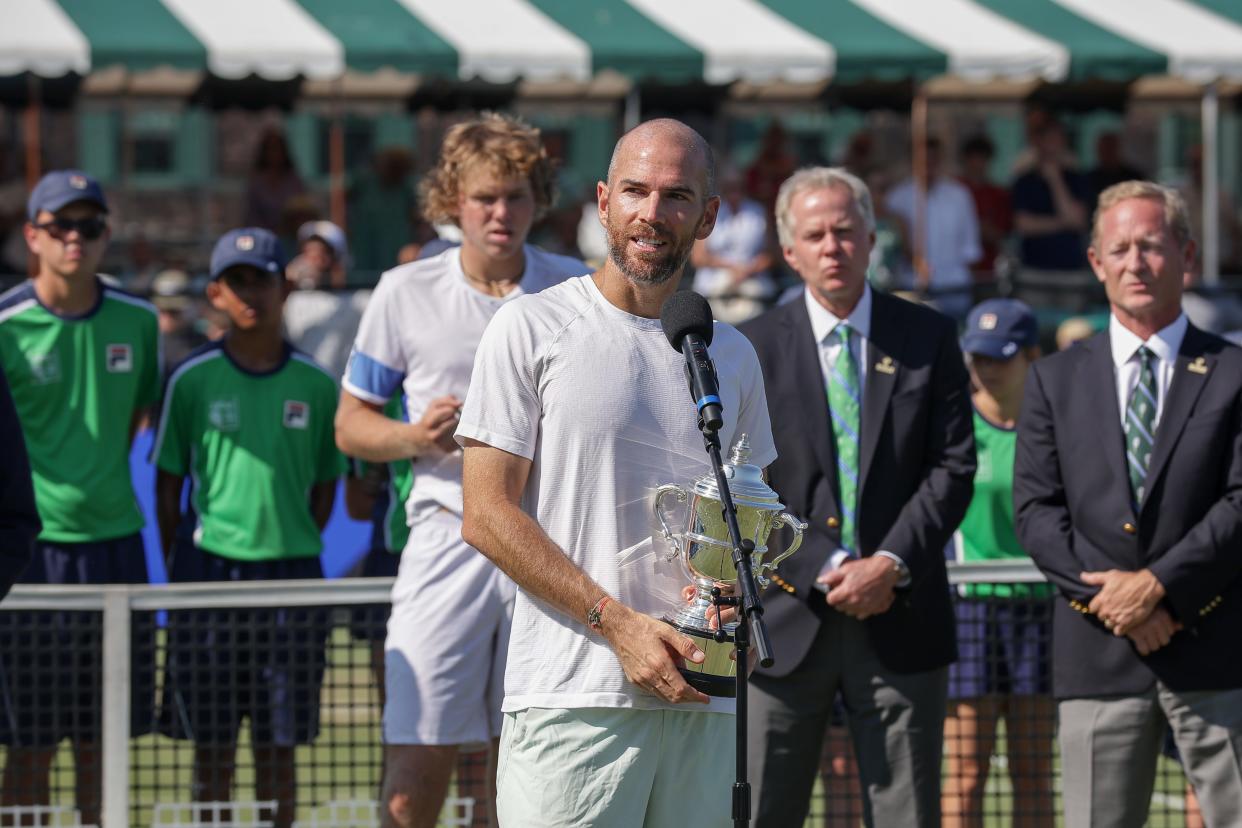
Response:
[876,550,911,588]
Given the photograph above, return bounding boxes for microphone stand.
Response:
[696,417,773,828]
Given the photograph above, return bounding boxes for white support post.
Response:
[1203,82,1220,286]
[101,587,131,828]
[623,86,641,133]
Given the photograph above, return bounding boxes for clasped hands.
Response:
[817,556,900,620]
[1081,568,1180,656]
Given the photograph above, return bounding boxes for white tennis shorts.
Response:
[383,509,515,746]
[496,706,734,827]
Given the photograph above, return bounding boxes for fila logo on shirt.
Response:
[283,400,310,429]
[28,352,61,384]
[106,344,133,373]
[208,398,241,432]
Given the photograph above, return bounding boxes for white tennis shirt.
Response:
[457,275,777,714]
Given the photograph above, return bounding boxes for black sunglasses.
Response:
[33,216,108,241]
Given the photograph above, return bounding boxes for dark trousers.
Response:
[748,607,948,827]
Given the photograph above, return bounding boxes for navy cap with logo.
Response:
[209,227,287,280]
[27,169,109,220]
[961,298,1039,360]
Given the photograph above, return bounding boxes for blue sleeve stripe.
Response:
[344,350,403,403]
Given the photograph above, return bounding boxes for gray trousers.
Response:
[747,609,948,828]
[1059,684,1242,828]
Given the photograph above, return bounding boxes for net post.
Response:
[101,586,131,827]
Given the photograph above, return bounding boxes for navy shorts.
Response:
[158,545,328,747]
[348,545,398,643]
[0,534,153,747]
[949,597,1052,699]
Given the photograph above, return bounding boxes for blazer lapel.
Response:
[1143,325,1213,496]
[1084,334,1130,500]
[786,302,839,513]
[858,295,901,496]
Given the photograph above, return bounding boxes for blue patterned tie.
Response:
[1124,346,1158,505]
[827,324,861,552]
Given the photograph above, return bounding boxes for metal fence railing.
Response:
[0,567,1198,827]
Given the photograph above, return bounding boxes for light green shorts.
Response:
[496,706,735,827]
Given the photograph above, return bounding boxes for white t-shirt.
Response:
[456,275,777,714]
[284,288,372,385]
[692,198,774,298]
[343,245,586,524]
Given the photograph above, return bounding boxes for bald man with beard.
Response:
[457,119,778,826]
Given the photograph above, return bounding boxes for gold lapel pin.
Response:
[874,356,896,375]
[1188,356,1209,375]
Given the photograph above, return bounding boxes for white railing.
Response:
[0,577,397,828]
[0,565,1048,827]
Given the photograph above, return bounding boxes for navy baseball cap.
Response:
[27,169,109,220]
[961,299,1039,360]
[209,227,286,280]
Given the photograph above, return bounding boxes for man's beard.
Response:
[605,217,697,286]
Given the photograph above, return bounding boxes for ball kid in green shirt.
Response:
[152,227,343,828]
[0,169,158,826]
[945,298,1054,826]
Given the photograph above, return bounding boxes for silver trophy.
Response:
[653,435,806,696]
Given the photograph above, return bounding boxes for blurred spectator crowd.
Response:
[2,108,1240,828]
[4,111,1241,356]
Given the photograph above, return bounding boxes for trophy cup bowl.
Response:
[653,435,806,697]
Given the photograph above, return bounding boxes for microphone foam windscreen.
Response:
[660,290,714,351]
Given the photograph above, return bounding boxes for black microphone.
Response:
[660,291,723,432]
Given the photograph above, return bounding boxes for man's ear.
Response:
[780,244,800,273]
[596,180,609,227]
[696,195,721,240]
[1087,244,1106,286]
[1181,238,1197,279]
[204,280,226,311]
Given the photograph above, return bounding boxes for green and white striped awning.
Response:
[8,0,1242,86]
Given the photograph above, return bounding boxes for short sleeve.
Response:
[342,271,406,404]
[733,336,778,470]
[455,301,543,460]
[151,370,191,476]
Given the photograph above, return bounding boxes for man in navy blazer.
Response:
[741,167,975,827]
[1014,180,1242,828]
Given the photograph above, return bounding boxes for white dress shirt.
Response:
[803,285,910,587]
[805,281,872,397]
[1109,312,1188,430]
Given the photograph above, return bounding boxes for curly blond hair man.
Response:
[337,113,587,828]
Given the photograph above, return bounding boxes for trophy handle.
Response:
[762,512,808,576]
[653,484,688,560]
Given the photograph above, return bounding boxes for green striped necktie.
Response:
[827,324,861,552]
